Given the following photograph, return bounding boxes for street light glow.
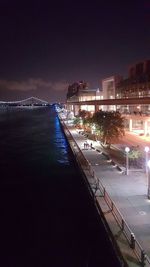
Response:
[125,147,130,153]
[147,160,150,169]
[145,146,149,153]
[125,147,130,175]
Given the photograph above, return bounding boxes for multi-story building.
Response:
[66,61,150,135]
[115,60,150,115]
[101,75,122,111]
[66,81,102,115]
[102,75,122,99]
[116,60,150,99]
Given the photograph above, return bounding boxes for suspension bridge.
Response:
[0,97,49,107]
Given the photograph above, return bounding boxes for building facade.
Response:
[116,60,150,99]
[101,75,122,111]
[66,81,101,115]
[66,61,150,135]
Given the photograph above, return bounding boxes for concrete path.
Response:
[69,127,150,259]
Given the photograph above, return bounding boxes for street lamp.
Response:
[147,160,150,199]
[125,147,130,175]
[145,146,149,175]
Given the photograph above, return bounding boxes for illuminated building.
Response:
[66,81,102,115]
[102,76,122,111]
[66,62,150,135]
[116,60,150,99]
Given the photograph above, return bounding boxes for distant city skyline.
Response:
[0,0,150,102]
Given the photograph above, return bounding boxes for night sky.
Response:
[0,0,150,102]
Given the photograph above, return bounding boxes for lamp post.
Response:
[125,147,130,175]
[145,146,149,175]
[147,160,150,199]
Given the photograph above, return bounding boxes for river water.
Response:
[0,107,121,267]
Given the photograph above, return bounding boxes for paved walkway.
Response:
[68,126,150,260]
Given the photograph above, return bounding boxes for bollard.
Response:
[121,219,124,231]
[130,233,135,249]
[141,250,146,267]
[89,164,91,173]
[103,187,106,198]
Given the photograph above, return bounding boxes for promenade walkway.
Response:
[66,124,150,266]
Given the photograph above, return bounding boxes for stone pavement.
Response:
[67,126,150,265]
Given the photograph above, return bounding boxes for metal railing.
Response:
[59,116,150,267]
[102,186,149,266]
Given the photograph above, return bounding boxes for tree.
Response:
[92,110,125,146]
[82,116,93,131]
[78,109,91,119]
[128,147,143,167]
[73,117,82,127]
[128,148,142,160]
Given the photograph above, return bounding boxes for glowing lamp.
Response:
[145,146,149,153]
[125,147,130,153]
[147,160,150,169]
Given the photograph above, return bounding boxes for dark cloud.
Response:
[0,0,149,102]
[0,79,68,103]
[0,78,68,91]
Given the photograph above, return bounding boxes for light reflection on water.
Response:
[0,107,70,177]
[0,106,121,267]
[53,115,69,165]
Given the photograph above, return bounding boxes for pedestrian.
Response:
[90,143,93,149]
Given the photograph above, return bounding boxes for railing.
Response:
[59,116,150,267]
[102,186,150,266]
[60,120,90,170]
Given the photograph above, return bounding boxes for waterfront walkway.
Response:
[66,123,150,266]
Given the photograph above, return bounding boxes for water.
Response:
[0,107,121,267]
